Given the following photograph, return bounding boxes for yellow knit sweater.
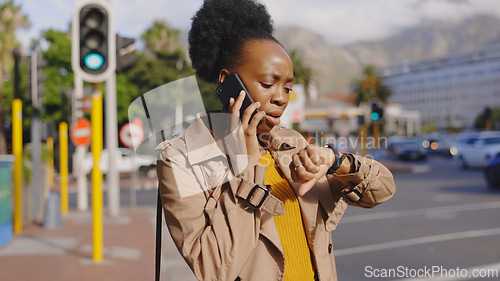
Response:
[259,151,316,281]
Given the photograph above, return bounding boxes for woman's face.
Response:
[220,39,294,134]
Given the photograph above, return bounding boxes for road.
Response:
[334,156,500,280]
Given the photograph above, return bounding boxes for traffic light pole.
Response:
[74,74,88,211]
[91,84,103,261]
[373,122,380,149]
[31,48,42,222]
[12,48,23,233]
[106,73,120,217]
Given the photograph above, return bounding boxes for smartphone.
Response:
[216,73,262,125]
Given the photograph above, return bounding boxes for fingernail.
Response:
[229,98,234,104]
[240,91,245,96]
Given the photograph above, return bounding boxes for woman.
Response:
[156,0,396,280]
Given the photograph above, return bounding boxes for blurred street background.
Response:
[1,0,500,280]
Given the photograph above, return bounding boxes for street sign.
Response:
[70,118,92,146]
[119,122,144,148]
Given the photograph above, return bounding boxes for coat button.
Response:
[328,243,333,254]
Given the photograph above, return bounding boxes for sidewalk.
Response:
[0,207,197,281]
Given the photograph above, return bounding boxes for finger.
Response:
[241,101,261,127]
[230,91,245,116]
[298,178,318,197]
[293,153,315,182]
[299,148,320,174]
[306,145,322,166]
[246,111,266,135]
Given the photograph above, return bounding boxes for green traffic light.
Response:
[371,112,380,121]
[84,53,104,70]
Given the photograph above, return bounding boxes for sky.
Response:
[15,0,500,49]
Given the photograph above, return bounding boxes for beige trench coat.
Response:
[156,113,396,281]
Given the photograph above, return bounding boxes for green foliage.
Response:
[289,49,313,100]
[0,0,31,153]
[116,73,139,123]
[421,122,438,134]
[40,28,73,123]
[352,65,392,105]
[125,21,221,114]
[475,106,500,130]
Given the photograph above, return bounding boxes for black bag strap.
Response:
[139,94,163,281]
[155,188,162,281]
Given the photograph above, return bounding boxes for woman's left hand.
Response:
[291,145,334,196]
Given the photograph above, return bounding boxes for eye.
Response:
[284,87,293,94]
[260,82,273,89]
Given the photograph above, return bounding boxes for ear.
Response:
[218,69,231,84]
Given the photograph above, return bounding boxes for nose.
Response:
[270,86,287,106]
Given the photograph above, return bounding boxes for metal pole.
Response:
[130,156,137,208]
[47,137,54,188]
[91,84,103,261]
[31,48,42,222]
[74,74,88,211]
[360,124,368,157]
[373,123,380,150]
[59,122,68,214]
[12,100,23,234]
[12,48,23,233]
[106,73,120,216]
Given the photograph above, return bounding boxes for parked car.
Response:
[484,155,500,189]
[422,134,457,157]
[386,139,427,161]
[453,131,500,169]
[82,148,157,177]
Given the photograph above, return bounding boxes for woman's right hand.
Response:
[228,91,266,158]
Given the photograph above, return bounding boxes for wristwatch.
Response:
[324,143,354,174]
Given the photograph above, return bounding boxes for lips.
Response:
[265,111,282,126]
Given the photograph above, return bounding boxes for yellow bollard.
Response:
[91,85,103,262]
[59,123,68,214]
[46,137,54,188]
[359,124,368,157]
[12,99,23,234]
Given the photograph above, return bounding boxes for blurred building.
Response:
[382,43,500,129]
[300,93,420,137]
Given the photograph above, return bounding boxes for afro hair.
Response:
[188,0,276,83]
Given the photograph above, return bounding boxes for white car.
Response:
[453,131,500,168]
[82,148,157,176]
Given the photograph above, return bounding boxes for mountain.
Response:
[274,26,360,95]
[274,14,500,96]
[345,14,500,67]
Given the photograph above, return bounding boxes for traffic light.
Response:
[371,101,384,121]
[27,49,47,105]
[72,1,115,82]
[79,4,109,74]
[116,34,136,72]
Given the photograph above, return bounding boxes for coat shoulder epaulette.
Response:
[154,133,184,159]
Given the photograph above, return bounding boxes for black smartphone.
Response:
[216,73,262,125]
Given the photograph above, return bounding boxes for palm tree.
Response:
[352,65,392,105]
[141,20,184,55]
[0,0,30,153]
[289,49,313,102]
